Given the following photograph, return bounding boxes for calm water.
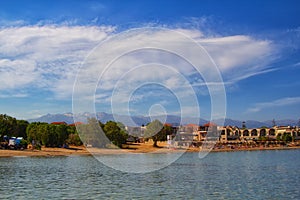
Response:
[0,150,300,199]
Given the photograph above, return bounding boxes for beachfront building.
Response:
[172,124,192,147]
[171,123,220,147]
[125,123,300,147]
[217,126,300,144]
[125,125,146,143]
[172,123,300,145]
[219,126,240,143]
[294,128,300,140]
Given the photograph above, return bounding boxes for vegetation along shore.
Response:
[1,114,300,157]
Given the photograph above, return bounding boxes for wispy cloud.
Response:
[0,24,280,118]
[247,97,300,113]
[0,25,277,98]
[0,19,27,26]
[199,35,278,81]
[0,93,28,98]
[0,25,115,99]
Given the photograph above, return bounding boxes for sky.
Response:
[0,0,300,122]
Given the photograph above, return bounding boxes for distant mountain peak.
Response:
[28,112,299,128]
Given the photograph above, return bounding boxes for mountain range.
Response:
[28,112,299,128]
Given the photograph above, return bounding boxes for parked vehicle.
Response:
[8,137,27,150]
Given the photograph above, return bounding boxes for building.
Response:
[125,125,146,143]
[51,121,67,125]
[217,126,300,144]
[124,123,300,146]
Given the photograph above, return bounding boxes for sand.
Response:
[0,142,299,157]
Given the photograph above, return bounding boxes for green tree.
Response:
[144,120,167,147]
[27,122,70,147]
[66,125,83,146]
[163,124,174,136]
[0,114,17,139]
[15,120,29,139]
[40,123,51,147]
[276,133,282,141]
[77,118,107,147]
[67,125,77,135]
[282,132,292,143]
[26,122,45,144]
[66,133,82,146]
[258,136,267,142]
[103,121,128,148]
[55,124,68,146]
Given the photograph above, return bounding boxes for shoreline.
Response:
[0,143,300,157]
[210,145,300,152]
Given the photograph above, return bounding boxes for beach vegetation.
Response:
[26,123,69,147]
[77,118,128,148]
[0,114,17,139]
[144,120,170,147]
[104,121,128,148]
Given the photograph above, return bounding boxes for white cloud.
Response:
[0,25,278,119]
[199,35,277,78]
[247,97,300,113]
[0,25,115,98]
[0,92,28,98]
[0,59,38,89]
[294,62,300,67]
[0,19,26,26]
[76,28,274,117]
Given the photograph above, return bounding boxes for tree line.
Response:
[0,114,82,148]
[0,114,29,140]
[0,114,171,149]
[76,118,129,148]
[26,122,81,148]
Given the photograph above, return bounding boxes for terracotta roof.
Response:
[186,123,198,127]
[51,122,67,125]
[69,122,84,126]
[203,122,217,127]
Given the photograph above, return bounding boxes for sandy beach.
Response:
[0,142,299,157]
[0,142,180,157]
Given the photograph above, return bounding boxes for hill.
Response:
[28,112,299,128]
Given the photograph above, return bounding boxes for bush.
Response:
[66,134,83,146]
[35,144,41,150]
[20,139,28,149]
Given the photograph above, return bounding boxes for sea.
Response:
[0,149,299,199]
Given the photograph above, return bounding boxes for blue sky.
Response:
[0,0,299,122]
